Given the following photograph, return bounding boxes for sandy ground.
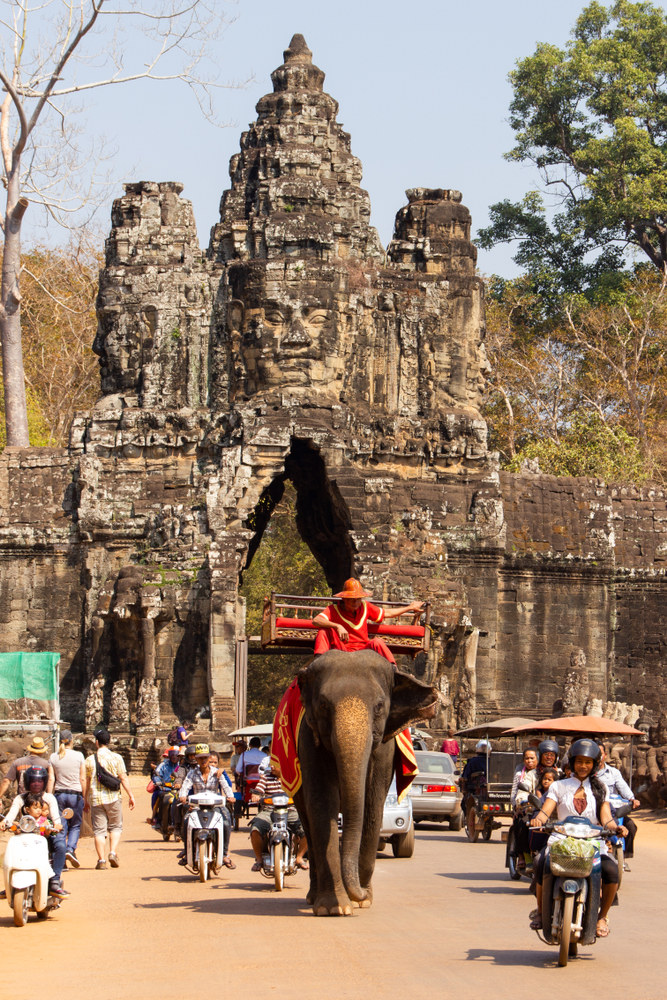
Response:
[2,781,666,999]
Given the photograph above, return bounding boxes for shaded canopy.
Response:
[454,717,538,738]
[503,716,642,737]
[227,724,274,738]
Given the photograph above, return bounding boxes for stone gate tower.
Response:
[1,36,666,737]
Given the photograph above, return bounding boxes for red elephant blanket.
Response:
[271,677,418,801]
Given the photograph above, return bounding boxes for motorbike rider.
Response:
[515,740,560,806]
[596,741,640,870]
[461,740,491,792]
[171,745,197,839]
[152,746,181,835]
[249,761,308,872]
[178,744,236,869]
[529,738,626,939]
[0,765,68,898]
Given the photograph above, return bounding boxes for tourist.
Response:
[439,727,460,760]
[83,729,135,870]
[48,730,86,869]
[230,740,247,774]
[0,736,55,798]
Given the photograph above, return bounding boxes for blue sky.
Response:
[25,0,631,278]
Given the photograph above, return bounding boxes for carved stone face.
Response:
[227,269,339,399]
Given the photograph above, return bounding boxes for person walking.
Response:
[48,730,86,869]
[83,729,135,870]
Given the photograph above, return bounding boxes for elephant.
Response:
[294,649,439,916]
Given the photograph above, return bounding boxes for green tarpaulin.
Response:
[0,652,60,701]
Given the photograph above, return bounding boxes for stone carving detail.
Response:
[136,677,160,730]
[109,679,131,730]
[85,674,105,732]
[562,649,589,715]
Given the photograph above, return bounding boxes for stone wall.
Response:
[1,35,667,740]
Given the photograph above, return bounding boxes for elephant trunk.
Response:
[331,695,373,903]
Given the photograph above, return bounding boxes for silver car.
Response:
[408,751,463,830]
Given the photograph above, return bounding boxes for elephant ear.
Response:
[383,671,439,743]
[296,659,320,734]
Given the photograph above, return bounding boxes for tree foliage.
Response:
[0,235,100,448]
[483,269,667,481]
[478,1,667,282]
[240,483,329,724]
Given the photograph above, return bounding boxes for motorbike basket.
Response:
[549,853,594,877]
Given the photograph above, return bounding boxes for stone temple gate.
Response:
[2,35,667,739]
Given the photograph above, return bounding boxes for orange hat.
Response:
[334,578,373,600]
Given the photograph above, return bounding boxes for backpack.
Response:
[94,752,121,792]
[167,727,180,745]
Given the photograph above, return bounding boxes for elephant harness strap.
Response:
[271,678,418,801]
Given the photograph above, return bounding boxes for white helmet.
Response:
[475,740,492,753]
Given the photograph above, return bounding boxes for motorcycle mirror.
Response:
[517,781,531,792]
[61,808,74,819]
[528,794,543,811]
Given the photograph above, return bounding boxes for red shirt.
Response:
[319,601,385,651]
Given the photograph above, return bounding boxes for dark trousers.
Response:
[623,816,637,858]
[54,791,84,853]
[48,831,67,881]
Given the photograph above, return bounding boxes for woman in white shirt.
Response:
[529,738,626,939]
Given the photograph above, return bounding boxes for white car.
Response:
[338,778,415,858]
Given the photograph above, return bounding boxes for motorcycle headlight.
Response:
[18,816,37,833]
[197,830,210,841]
[272,795,289,807]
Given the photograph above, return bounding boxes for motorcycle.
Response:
[183,792,226,882]
[529,794,632,967]
[2,807,73,927]
[258,793,298,891]
[157,780,178,841]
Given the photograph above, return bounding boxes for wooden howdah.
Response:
[260,593,431,657]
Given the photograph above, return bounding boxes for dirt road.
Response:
[3,781,665,999]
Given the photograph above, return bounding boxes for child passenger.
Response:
[538,767,559,800]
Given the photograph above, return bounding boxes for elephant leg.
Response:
[298,731,353,917]
[357,746,394,907]
[294,793,317,906]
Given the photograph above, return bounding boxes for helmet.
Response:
[24,766,48,793]
[568,738,602,772]
[167,745,180,761]
[184,745,196,758]
[475,740,492,753]
[538,740,559,758]
[194,743,210,757]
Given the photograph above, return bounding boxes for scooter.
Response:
[529,794,632,967]
[183,792,226,882]
[258,792,298,891]
[2,807,73,927]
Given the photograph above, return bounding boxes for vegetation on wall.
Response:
[240,482,329,723]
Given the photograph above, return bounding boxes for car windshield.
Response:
[416,753,454,775]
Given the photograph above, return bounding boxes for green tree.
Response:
[478,1,667,284]
[240,482,328,723]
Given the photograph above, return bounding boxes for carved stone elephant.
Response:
[294,650,438,916]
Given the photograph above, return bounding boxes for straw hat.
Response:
[334,578,373,600]
[27,736,48,755]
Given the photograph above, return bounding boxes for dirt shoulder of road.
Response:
[634,808,667,847]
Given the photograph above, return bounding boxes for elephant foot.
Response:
[358,898,371,908]
[306,890,316,905]
[312,892,354,916]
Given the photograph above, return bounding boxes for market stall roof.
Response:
[454,717,538,738]
[227,723,274,738]
[503,716,643,737]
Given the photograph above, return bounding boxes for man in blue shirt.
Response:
[596,742,640,868]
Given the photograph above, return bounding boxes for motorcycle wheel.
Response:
[481,823,492,842]
[465,803,480,843]
[13,890,29,927]
[558,894,575,967]
[199,847,208,883]
[616,845,624,889]
[274,841,284,891]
